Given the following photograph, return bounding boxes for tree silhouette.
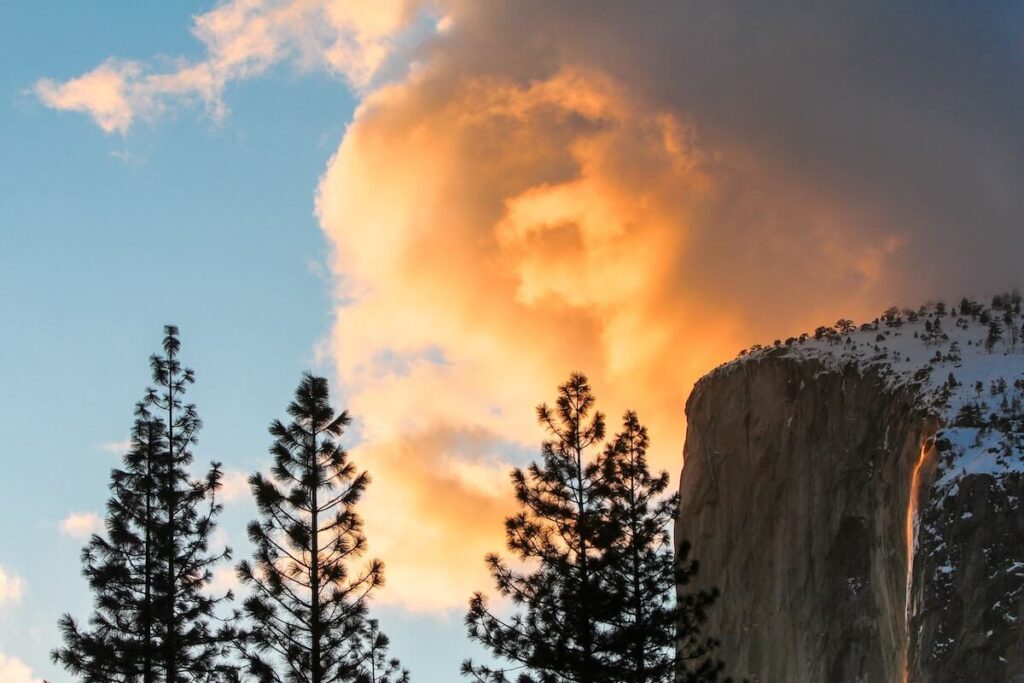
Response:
[52,401,164,682]
[601,412,724,683]
[237,373,403,683]
[463,372,616,683]
[52,325,237,683]
[987,319,1004,352]
[352,620,410,683]
[148,325,237,682]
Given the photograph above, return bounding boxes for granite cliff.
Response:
[677,296,1024,682]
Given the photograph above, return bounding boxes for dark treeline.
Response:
[51,328,730,683]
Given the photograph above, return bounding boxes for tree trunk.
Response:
[165,383,177,683]
[629,447,644,683]
[144,423,155,683]
[575,423,594,683]
[310,425,321,683]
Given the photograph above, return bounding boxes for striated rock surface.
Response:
[676,297,1024,682]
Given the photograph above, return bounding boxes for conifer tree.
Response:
[148,325,237,683]
[352,620,410,683]
[463,372,615,683]
[601,412,723,683]
[53,325,237,683]
[987,319,1004,352]
[237,373,401,683]
[52,401,164,682]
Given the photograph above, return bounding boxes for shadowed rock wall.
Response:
[676,354,930,682]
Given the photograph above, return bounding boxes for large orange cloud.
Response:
[315,58,900,609]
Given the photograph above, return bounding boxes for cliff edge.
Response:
[677,296,1024,682]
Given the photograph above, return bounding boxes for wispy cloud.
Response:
[94,438,131,455]
[59,512,103,539]
[35,59,145,134]
[34,0,425,133]
[109,148,148,166]
[0,566,25,606]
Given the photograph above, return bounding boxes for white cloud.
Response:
[34,0,427,133]
[34,58,144,133]
[0,566,26,606]
[218,468,251,503]
[207,565,241,598]
[59,512,103,539]
[94,438,131,455]
[109,148,147,166]
[0,649,36,683]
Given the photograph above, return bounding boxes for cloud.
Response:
[218,468,252,503]
[34,0,426,133]
[94,438,131,455]
[35,59,143,133]
[0,566,26,606]
[59,512,103,539]
[109,148,147,166]
[37,1,1024,613]
[316,65,750,608]
[352,427,520,610]
[312,1,1024,611]
[207,565,242,598]
[0,650,36,683]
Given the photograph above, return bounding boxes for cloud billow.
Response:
[35,0,1024,611]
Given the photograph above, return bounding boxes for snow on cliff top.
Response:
[720,293,1024,486]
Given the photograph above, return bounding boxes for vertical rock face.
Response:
[678,355,928,682]
[676,298,1024,683]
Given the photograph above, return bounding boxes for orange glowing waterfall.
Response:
[902,442,930,683]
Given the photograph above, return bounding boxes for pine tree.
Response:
[601,412,724,683]
[52,401,164,682]
[835,319,855,335]
[53,325,237,683]
[149,325,237,683]
[237,373,400,683]
[1004,311,1018,351]
[987,319,1003,352]
[352,620,410,683]
[463,372,615,683]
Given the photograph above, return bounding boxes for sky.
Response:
[2,2,1024,682]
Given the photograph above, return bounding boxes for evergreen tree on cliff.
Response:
[463,372,616,683]
[236,373,405,683]
[601,412,724,683]
[52,325,237,683]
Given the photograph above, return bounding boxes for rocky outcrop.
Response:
[909,433,1024,679]
[677,299,1024,682]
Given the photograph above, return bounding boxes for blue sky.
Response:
[0,3,487,680]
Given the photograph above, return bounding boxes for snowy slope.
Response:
[725,294,1024,485]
